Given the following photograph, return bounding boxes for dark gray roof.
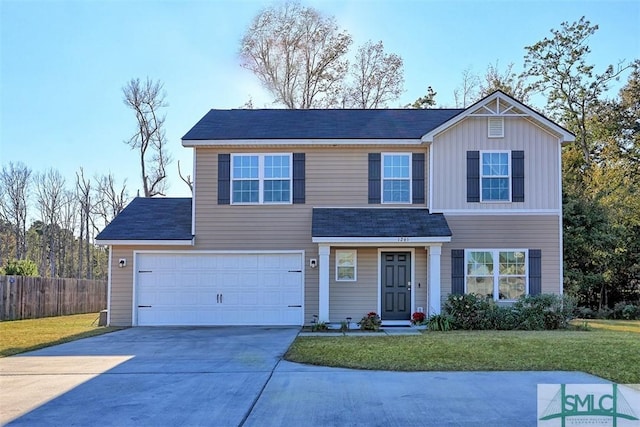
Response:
[182,109,464,140]
[312,208,451,238]
[96,197,193,241]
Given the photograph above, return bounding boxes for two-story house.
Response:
[96,91,574,327]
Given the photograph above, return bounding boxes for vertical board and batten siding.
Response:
[440,215,561,305]
[328,248,428,321]
[432,117,560,211]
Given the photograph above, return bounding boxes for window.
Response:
[336,250,357,281]
[382,153,411,203]
[231,154,291,204]
[481,151,510,201]
[466,250,527,301]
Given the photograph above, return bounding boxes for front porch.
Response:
[311,208,452,323]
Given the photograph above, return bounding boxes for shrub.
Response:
[612,302,640,320]
[512,294,574,330]
[576,306,596,319]
[444,293,493,330]
[596,306,613,319]
[1,259,38,276]
[311,321,328,332]
[622,305,639,320]
[486,305,519,330]
[427,314,452,331]
[442,293,574,331]
[358,312,381,331]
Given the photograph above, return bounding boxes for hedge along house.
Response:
[96,91,574,327]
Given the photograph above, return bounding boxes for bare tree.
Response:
[344,40,404,108]
[76,168,92,278]
[58,190,78,278]
[123,77,172,196]
[178,161,193,194]
[0,162,32,259]
[479,61,531,103]
[240,0,352,108]
[93,173,129,229]
[34,169,65,277]
[454,67,480,108]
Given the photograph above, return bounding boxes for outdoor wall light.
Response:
[309,259,317,269]
[118,258,127,268]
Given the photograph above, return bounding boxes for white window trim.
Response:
[231,153,293,205]
[335,249,357,282]
[480,150,511,203]
[381,152,412,204]
[464,249,529,302]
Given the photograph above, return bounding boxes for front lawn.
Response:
[285,328,640,384]
[571,319,640,333]
[0,313,122,357]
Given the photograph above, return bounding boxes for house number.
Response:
[397,237,410,242]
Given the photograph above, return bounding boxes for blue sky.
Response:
[1,0,638,198]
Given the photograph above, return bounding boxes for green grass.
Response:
[571,319,640,333]
[0,313,122,357]
[285,328,640,384]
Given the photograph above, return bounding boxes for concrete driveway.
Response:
[0,327,608,426]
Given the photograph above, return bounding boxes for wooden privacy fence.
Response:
[0,276,107,321]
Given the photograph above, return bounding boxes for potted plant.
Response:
[410,311,427,329]
[358,311,382,331]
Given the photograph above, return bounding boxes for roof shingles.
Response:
[182,109,464,141]
[96,197,192,241]
[312,208,451,238]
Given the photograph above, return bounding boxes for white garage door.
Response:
[135,252,304,326]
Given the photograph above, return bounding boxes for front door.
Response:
[381,252,411,320]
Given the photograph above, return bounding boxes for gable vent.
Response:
[488,117,504,138]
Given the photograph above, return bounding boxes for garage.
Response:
[134,252,304,326]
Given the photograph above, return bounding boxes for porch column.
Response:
[318,244,330,322]
[428,245,442,315]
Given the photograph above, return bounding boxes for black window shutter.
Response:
[218,154,230,205]
[451,249,465,295]
[467,151,480,202]
[412,153,425,204]
[512,150,525,202]
[293,153,305,204]
[529,249,542,295]
[368,153,381,204]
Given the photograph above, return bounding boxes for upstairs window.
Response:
[382,153,411,203]
[231,154,292,204]
[481,151,510,202]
